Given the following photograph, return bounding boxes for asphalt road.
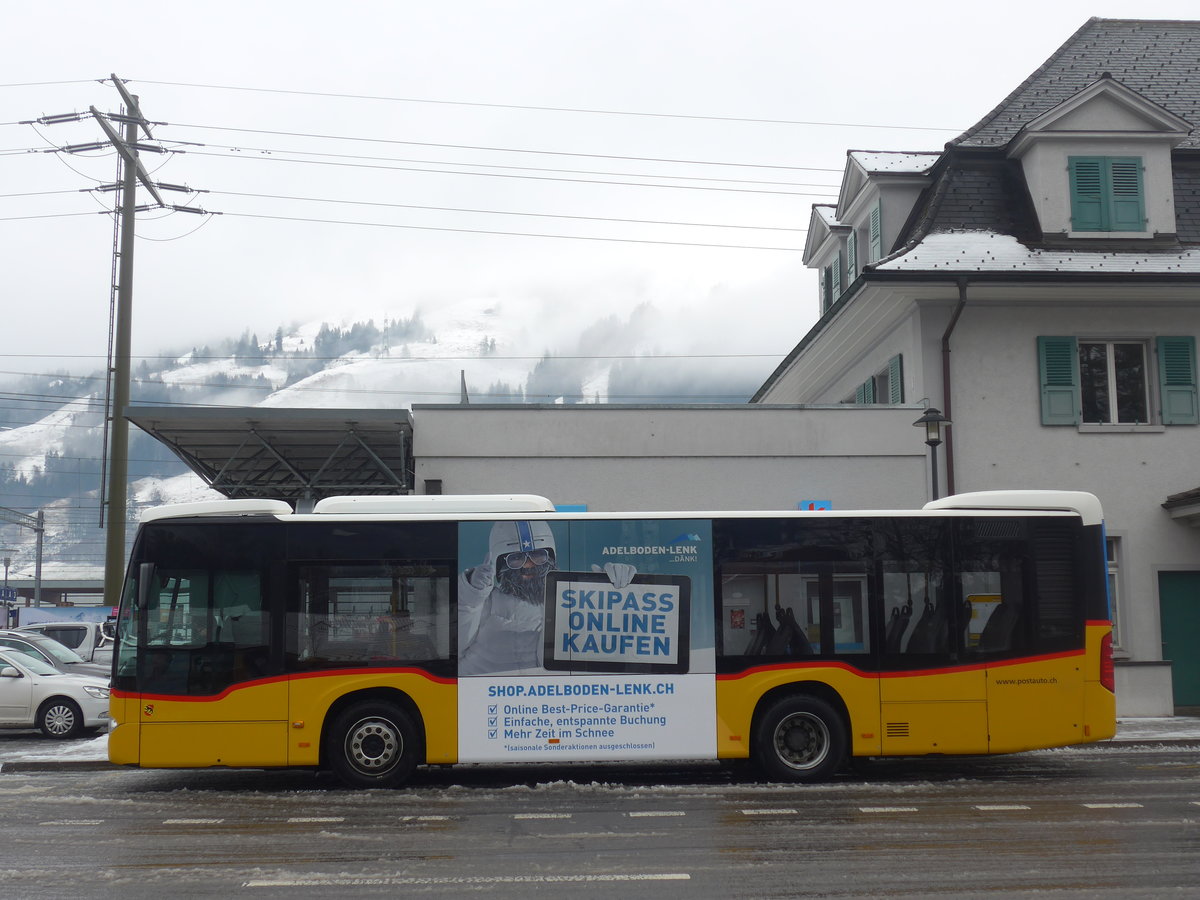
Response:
[1,742,1198,898]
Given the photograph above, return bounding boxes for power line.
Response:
[162,121,845,173]
[222,210,801,250]
[188,140,839,190]
[128,78,961,132]
[209,189,806,233]
[183,148,832,197]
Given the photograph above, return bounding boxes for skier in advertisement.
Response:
[458,521,635,676]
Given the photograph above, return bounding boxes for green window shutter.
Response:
[1069,158,1105,231]
[854,382,867,405]
[1038,336,1080,425]
[868,203,882,260]
[831,252,842,299]
[1109,158,1145,232]
[1158,336,1198,425]
[846,231,858,281]
[887,354,904,404]
[862,378,876,404]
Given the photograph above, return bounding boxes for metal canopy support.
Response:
[125,408,415,502]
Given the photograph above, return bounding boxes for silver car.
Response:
[0,630,110,680]
[0,649,111,739]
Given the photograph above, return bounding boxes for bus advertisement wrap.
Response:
[456,518,716,762]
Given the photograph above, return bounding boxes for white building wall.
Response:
[412,405,929,513]
[935,298,1200,715]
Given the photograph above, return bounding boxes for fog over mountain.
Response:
[0,293,784,580]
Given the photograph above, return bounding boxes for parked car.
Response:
[0,630,110,680]
[17,621,114,665]
[0,649,110,739]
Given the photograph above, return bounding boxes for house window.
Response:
[1080,341,1149,424]
[1106,537,1123,650]
[849,354,904,405]
[1068,156,1145,232]
[1037,336,1198,425]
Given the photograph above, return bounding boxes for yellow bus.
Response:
[108,490,1115,787]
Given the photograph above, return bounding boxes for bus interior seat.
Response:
[904,600,947,654]
[764,606,812,656]
[885,602,912,653]
[743,612,775,655]
[978,600,1021,652]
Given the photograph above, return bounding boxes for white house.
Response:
[754,17,1200,716]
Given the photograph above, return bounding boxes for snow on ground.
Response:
[132,471,223,507]
[0,394,99,479]
[0,732,109,762]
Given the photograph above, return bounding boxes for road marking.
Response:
[859,807,919,813]
[974,805,1031,811]
[628,811,686,818]
[287,816,345,823]
[399,815,454,821]
[39,819,103,826]
[1082,803,1143,809]
[164,818,224,825]
[513,813,573,819]
[246,873,690,887]
[740,808,798,816]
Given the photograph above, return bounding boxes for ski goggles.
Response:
[502,549,553,569]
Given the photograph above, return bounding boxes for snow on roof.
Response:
[812,205,843,228]
[875,231,1200,274]
[849,151,940,174]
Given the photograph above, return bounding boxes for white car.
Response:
[0,649,111,739]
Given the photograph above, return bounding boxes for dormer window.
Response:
[1068,156,1145,232]
[1005,77,1187,239]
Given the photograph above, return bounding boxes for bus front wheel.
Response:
[754,694,846,782]
[327,701,420,788]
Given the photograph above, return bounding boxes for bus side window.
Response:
[877,519,953,658]
[957,519,1036,657]
[289,564,450,670]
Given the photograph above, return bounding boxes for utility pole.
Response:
[0,506,44,605]
[29,76,209,610]
[91,77,164,611]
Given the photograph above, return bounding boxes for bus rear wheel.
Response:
[327,701,420,788]
[754,694,846,782]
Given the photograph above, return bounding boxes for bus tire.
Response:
[39,698,85,740]
[753,694,846,782]
[326,701,420,788]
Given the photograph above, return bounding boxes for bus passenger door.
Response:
[138,569,289,768]
[879,569,988,755]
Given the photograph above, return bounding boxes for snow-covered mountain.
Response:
[0,294,775,581]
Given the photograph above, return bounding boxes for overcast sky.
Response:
[5,0,1200,379]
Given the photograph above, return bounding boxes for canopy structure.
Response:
[126,407,413,503]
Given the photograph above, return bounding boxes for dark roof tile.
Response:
[956,18,1200,149]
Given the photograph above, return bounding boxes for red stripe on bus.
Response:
[716,649,1085,682]
[113,666,455,703]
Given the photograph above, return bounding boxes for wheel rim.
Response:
[43,703,77,737]
[772,711,830,771]
[343,716,403,776]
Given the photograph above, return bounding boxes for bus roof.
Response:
[139,490,1102,525]
[923,490,1103,526]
